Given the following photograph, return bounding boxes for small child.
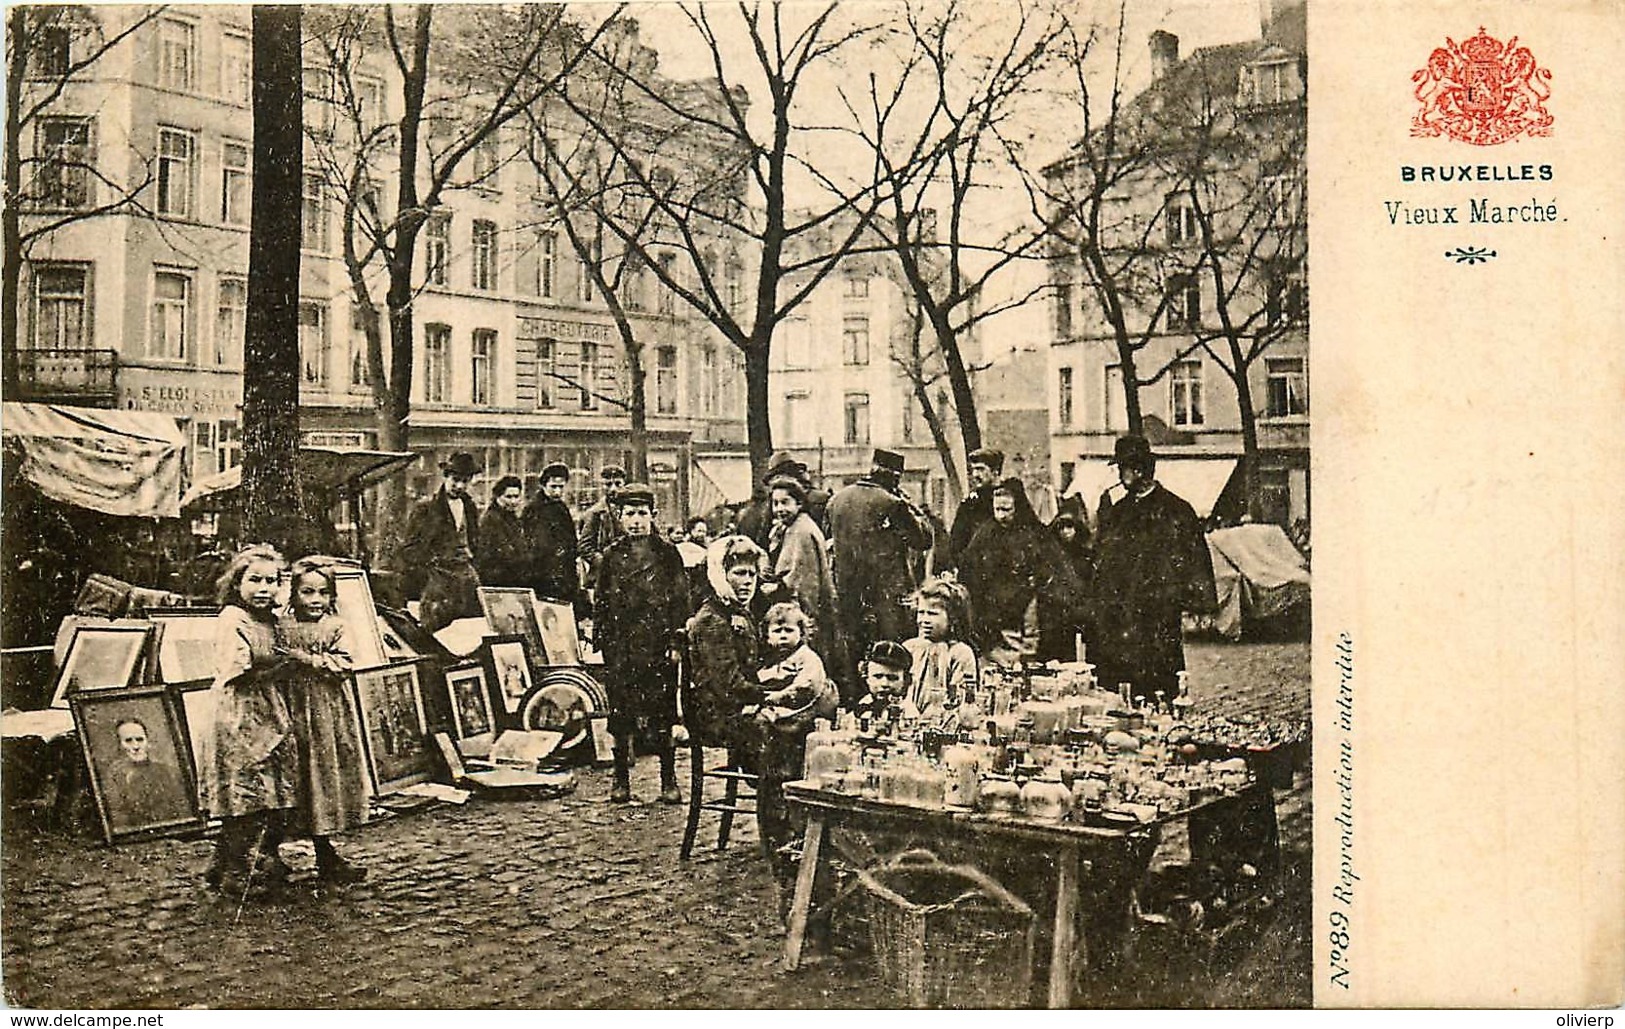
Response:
[755,601,838,732]
[201,545,299,900]
[852,640,914,730]
[902,576,979,725]
[276,559,369,884]
[752,601,838,906]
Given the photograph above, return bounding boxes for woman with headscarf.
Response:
[683,536,769,762]
[959,478,1084,668]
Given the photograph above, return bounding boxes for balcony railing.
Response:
[14,348,119,405]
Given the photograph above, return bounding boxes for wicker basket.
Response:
[857,849,1036,1009]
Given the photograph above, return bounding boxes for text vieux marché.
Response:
[1385,164,1561,226]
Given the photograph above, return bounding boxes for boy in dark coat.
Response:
[594,484,690,803]
[522,462,581,609]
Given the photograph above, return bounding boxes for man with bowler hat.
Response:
[399,451,484,632]
[825,449,931,701]
[1090,434,1216,703]
[941,447,1004,573]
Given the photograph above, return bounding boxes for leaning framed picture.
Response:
[171,678,215,779]
[147,608,221,684]
[478,587,544,660]
[333,567,388,669]
[534,599,581,665]
[444,661,496,758]
[50,624,155,709]
[349,661,432,795]
[70,684,205,844]
[482,634,535,719]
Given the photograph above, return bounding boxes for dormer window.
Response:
[1242,57,1298,107]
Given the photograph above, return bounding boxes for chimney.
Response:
[1258,0,1275,39]
[1149,30,1179,80]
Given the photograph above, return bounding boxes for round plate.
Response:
[517,667,607,752]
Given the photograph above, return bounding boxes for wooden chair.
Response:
[675,639,758,860]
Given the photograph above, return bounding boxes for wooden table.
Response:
[781,781,1261,1008]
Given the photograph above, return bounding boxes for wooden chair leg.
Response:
[680,743,704,861]
[718,775,739,851]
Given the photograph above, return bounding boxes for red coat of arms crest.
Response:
[1411,28,1553,145]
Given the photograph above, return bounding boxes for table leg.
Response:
[1048,842,1080,1008]
[781,812,825,971]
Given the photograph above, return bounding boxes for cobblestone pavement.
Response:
[2,642,1310,1010]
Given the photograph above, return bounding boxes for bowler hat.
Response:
[866,639,911,671]
[1107,434,1156,468]
[439,451,480,478]
[766,450,805,479]
[872,449,905,474]
[967,447,1005,473]
[618,482,656,508]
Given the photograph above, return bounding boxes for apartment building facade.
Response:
[11,6,747,522]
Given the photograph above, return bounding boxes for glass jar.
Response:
[978,775,1021,815]
[1020,773,1070,822]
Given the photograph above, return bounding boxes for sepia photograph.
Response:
[483,635,536,718]
[444,661,496,742]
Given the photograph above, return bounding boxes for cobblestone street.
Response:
[2,642,1310,1010]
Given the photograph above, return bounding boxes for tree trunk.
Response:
[241,5,306,552]
[744,338,773,488]
[1231,335,1262,521]
[3,8,28,396]
[614,318,648,482]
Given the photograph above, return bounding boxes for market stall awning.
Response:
[691,453,754,509]
[1065,457,1239,520]
[1,402,185,518]
[181,447,419,508]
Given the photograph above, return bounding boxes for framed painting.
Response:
[444,661,496,757]
[70,685,205,844]
[147,608,221,685]
[332,567,388,669]
[50,624,154,709]
[171,678,215,779]
[534,599,581,665]
[349,661,433,795]
[482,634,534,718]
[479,587,545,660]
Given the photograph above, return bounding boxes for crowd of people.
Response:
[198,433,1216,907]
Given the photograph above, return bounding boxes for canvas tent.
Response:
[179,447,418,509]
[1205,523,1311,639]
[0,403,185,518]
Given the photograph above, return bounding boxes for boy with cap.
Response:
[593,483,690,803]
[851,640,915,732]
[522,462,581,609]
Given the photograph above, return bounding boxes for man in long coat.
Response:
[940,447,1003,574]
[1091,434,1217,703]
[522,462,581,609]
[825,449,931,700]
[399,452,483,633]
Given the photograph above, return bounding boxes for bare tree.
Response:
[843,0,1065,464]
[890,294,966,503]
[240,5,308,551]
[1144,45,1307,517]
[1040,6,1198,434]
[558,4,900,485]
[2,4,164,394]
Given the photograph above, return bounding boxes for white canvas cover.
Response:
[1204,523,1312,639]
[0,403,184,518]
[1066,457,1239,520]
